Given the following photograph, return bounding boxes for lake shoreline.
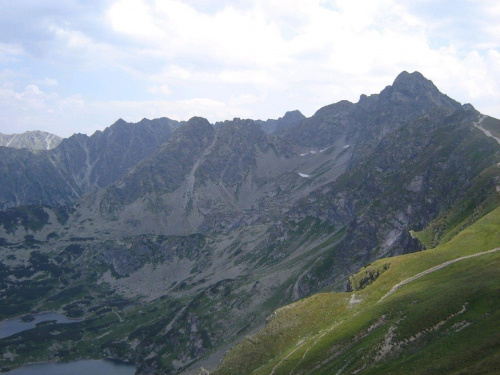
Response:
[3,358,136,375]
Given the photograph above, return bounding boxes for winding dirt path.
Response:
[266,247,500,374]
[379,247,500,302]
[269,340,305,375]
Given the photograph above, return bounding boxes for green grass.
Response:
[214,206,500,375]
[348,261,390,291]
[414,163,500,249]
[482,116,500,139]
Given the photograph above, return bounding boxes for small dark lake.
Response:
[0,312,80,339]
[0,313,136,374]
[6,359,136,374]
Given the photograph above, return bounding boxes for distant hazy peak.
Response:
[312,100,355,118]
[282,110,305,119]
[112,118,128,126]
[255,110,306,134]
[184,116,213,132]
[279,110,306,125]
[166,116,214,143]
[108,117,181,130]
[0,130,63,150]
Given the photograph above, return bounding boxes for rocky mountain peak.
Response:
[112,118,128,126]
[185,116,212,131]
[282,110,305,122]
[219,117,261,134]
[381,70,461,110]
[0,130,63,150]
[462,103,476,111]
[313,100,354,119]
[137,117,183,129]
[392,71,437,94]
[105,118,130,134]
[254,110,306,134]
[170,117,214,145]
[218,119,267,153]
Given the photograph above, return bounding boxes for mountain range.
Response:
[0,118,180,209]
[0,130,62,151]
[0,71,499,374]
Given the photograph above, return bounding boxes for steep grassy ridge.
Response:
[214,206,500,375]
[414,163,500,249]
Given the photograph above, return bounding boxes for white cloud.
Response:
[35,77,58,86]
[107,0,292,67]
[0,83,248,136]
[0,43,24,63]
[108,0,165,39]
[0,83,84,136]
[149,84,171,95]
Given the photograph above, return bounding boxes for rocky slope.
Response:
[0,130,63,150]
[0,117,181,209]
[0,71,499,374]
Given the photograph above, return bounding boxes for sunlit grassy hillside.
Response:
[214,205,500,375]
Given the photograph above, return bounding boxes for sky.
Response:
[0,0,499,137]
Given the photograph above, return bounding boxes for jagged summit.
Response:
[256,110,306,134]
[354,71,462,115]
[186,116,212,127]
[282,110,305,121]
[385,70,461,109]
[173,116,214,139]
[111,118,128,126]
[312,99,354,118]
[391,71,442,98]
[392,70,428,86]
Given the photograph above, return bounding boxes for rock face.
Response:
[0,71,499,375]
[0,130,63,150]
[0,117,181,209]
[81,72,487,241]
[0,147,80,208]
[50,117,181,191]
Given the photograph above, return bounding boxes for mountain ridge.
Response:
[0,130,63,150]
[0,116,182,209]
[0,71,498,375]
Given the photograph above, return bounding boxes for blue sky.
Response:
[0,0,499,137]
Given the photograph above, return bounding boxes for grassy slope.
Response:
[482,116,500,139]
[414,163,500,249]
[214,205,500,375]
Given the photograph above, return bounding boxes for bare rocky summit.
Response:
[0,130,62,150]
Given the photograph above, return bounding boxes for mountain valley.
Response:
[0,71,499,374]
